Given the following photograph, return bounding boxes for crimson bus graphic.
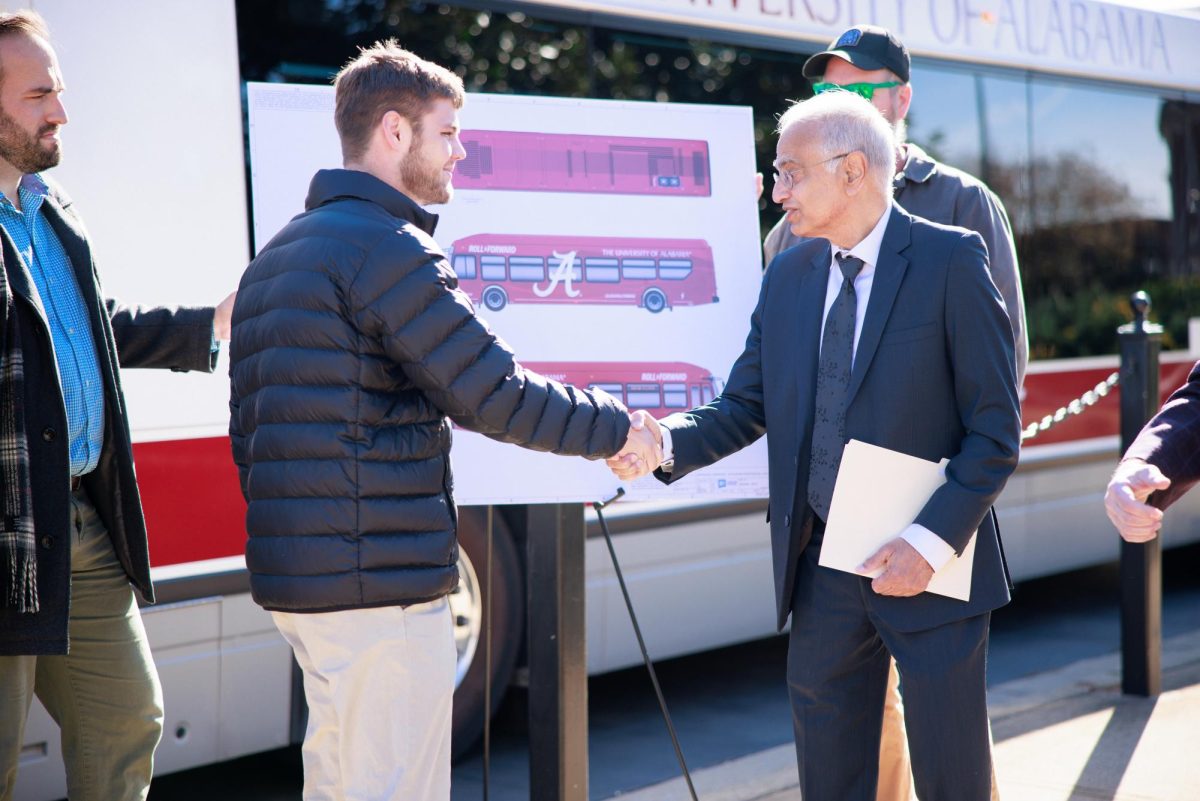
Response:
[448,234,719,313]
[456,130,711,196]
[523,362,722,418]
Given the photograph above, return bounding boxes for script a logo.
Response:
[533,250,582,298]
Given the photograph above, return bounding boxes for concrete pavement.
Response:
[611,629,1200,801]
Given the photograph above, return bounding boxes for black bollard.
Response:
[524,503,589,801]
[1117,291,1163,697]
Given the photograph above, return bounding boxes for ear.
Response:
[895,83,913,121]
[841,151,869,196]
[380,110,413,155]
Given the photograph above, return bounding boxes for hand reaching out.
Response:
[1104,459,1171,543]
[606,411,663,481]
[214,291,237,342]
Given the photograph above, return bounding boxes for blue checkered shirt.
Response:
[0,174,104,477]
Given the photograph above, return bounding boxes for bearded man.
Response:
[0,10,235,801]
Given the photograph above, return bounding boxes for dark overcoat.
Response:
[0,182,217,655]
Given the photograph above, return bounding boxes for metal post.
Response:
[1117,291,1163,697]
[525,503,588,801]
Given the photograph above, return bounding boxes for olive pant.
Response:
[0,486,164,801]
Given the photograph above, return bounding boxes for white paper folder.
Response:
[817,440,975,601]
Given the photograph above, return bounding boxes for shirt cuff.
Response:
[899,524,956,572]
[659,425,675,472]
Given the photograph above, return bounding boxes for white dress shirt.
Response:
[660,205,956,572]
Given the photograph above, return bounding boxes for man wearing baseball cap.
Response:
[766,24,1026,387]
[763,24,1018,801]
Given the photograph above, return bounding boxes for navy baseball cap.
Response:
[802,25,911,83]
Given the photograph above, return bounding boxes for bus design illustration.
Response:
[448,234,719,313]
[522,362,722,417]
[456,130,711,196]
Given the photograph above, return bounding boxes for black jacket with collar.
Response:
[229,169,630,613]
[0,178,219,656]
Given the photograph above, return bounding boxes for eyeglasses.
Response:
[772,152,851,191]
[812,81,902,100]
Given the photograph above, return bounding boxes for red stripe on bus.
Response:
[134,436,248,567]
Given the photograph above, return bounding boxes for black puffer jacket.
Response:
[229,169,630,613]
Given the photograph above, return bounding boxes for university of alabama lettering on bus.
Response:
[448,234,719,313]
[523,362,722,415]
[456,130,712,196]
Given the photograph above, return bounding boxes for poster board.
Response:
[247,84,768,503]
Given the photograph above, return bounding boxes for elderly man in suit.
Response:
[610,90,1020,800]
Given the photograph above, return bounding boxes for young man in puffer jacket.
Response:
[228,40,658,801]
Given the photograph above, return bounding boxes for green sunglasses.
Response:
[812,81,902,100]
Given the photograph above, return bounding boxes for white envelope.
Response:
[818,440,975,601]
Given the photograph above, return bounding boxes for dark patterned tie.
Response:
[806,253,864,521]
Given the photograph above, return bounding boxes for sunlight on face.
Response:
[400,98,465,206]
[0,32,67,175]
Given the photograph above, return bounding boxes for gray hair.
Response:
[776,90,896,197]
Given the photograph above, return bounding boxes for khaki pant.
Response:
[877,660,1001,801]
[272,598,456,801]
[0,486,164,801]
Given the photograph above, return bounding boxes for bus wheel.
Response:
[450,507,523,761]
[643,288,667,313]
[482,286,508,312]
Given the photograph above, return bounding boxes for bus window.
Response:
[590,382,624,402]
[658,259,692,280]
[700,383,715,405]
[509,256,545,281]
[481,255,506,281]
[452,254,477,280]
[663,382,688,408]
[555,254,582,283]
[621,258,656,280]
[690,384,703,407]
[907,63,983,179]
[978,74,1032,240]
[1025,77,1176,358]
[625,382,661,408]
[585,257,620,283]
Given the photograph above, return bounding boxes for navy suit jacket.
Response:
[656,203,1021,632]
[1124,359,1200,510]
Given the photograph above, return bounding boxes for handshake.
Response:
[606,411,665,481]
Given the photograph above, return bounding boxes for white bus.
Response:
[14,0,1200,797]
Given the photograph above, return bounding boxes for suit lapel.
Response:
[0,224,49,329]
[793,245,829,437]
[41,195,114,353]
[845,204,911,406]
[42,195,99,310]
[0,190,96,331]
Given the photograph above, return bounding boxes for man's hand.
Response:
[1105,458,1171,543]
[606,411,663,481]
[214,291,237,341]
[858,537,934,597]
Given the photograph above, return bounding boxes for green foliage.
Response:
[1027,277,1200,359]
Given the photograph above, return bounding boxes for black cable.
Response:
[593,488,699,801]
[482,505,493,801]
